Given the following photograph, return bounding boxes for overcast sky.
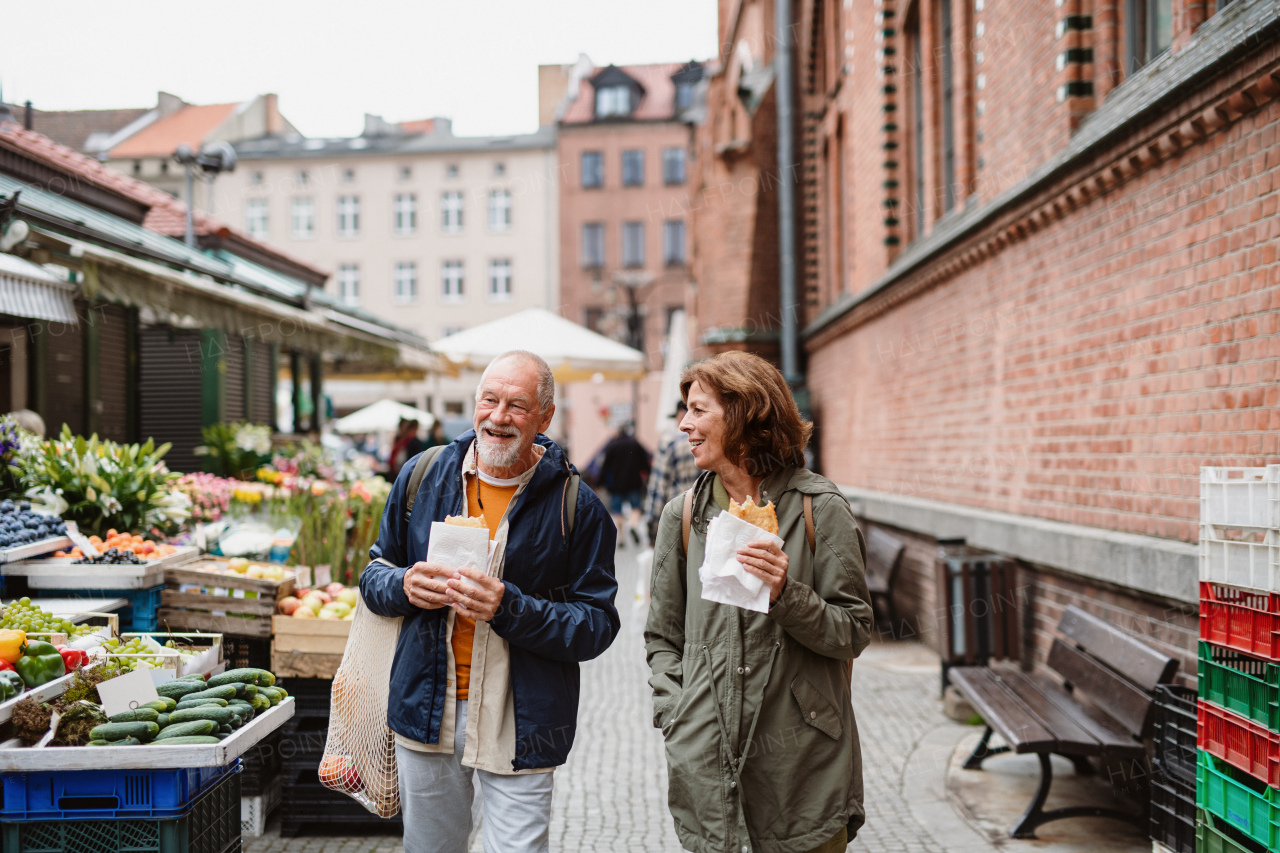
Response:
[3,0,719,139]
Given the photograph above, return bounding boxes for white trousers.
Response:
[397,700,555,853]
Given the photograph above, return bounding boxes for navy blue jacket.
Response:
[360,431,620,770]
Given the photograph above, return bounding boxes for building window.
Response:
[399,165,412,180]
[581,151,604,188]
[622,221,645,268]
[937,0,956,214]
[584,307,605,333]
[441,260,465,301]
[676,81,695,111]
[596,85,631,118]
[337,263,360,306]
[488,189,512,231]
[622,150,645,187]
[250,170,263,185]
[394,262,417,303]
[444,400,465,416]
[488,259,513,301]
[1126,0,1173,71]
[663,220,686,266]
[343,168,356,183]
[581,223,605,269]
[290,197,315,239]
[909,20,926,239]
[445,163,459,178]
[442,191,464,232]
[297,170,309,186]
[132,160,142,176]
[663,148,686,185]
[394,193,417,235]
[245,198,268,238]
[493,162,506,176]
[160,161,168,175]
[337,195,360,237]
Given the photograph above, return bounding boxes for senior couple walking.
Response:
[361,349,874,853]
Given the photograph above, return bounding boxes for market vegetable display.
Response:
[15,641,65,687]
[0,598,97,639]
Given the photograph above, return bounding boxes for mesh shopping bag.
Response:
[318,593,402,817]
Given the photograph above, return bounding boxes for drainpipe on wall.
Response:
[775,0,802,387]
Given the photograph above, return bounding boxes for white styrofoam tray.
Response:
[6,545,200,589]
[0,536,74,565]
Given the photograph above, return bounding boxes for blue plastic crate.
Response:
[36,584,164,631]
[0,759,238,821]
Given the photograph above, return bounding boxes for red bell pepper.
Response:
[0,659,14,672]
[55,646,86,671]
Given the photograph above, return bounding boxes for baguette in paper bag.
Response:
[699,496,784,613]
[429,516,490,590]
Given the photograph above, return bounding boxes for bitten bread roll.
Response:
[444,515,485,528]
[728,496,779,535]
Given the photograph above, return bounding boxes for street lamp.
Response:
[174,142,237,247]
[590,268,655,428]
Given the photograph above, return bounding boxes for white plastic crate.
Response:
[241,783,282,837]
[1199,524,1280,591]
[1201,466,1280,529]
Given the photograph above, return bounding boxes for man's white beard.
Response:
[476,419,524,469]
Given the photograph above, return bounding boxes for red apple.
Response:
[325,582,346,597]
[277,596,301,616]
[313,590,332,605]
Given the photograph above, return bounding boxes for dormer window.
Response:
[676,82,695,111]
[596,86,632,118]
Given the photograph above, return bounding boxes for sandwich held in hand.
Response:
[728,497,778,535]
[444,515,485,528]
[428,517,490,591]
[699,496,785,613]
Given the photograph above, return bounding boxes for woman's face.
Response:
[680,381,731,472]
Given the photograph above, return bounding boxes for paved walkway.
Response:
[247,543,1135,853]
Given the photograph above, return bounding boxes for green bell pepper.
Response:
[0,670,23,701]
[15,641,66,688]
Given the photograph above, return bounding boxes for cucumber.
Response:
[258,686,283,706]
[87,739,110,746]
[179,685,237,702]
[174,698,228,710]
[275,686,288,698]
[168,706,238,726]
[90,722,159,742]
[145,698,176,712]
[177,673,207,682]
[155,720,217,739]
[154,735,221,744]
[109,708,159,724]
[207,668,275,688]
[219,724,233,734]
[107,737,142,746]
[156,714,169,727]
[156,681,206,700]
[250,694,271,712]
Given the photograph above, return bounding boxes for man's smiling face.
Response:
[473,356,554,471]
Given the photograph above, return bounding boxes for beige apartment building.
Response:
[207,118,560,427]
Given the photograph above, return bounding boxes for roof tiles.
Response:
[108,102,238,158]
[560,63,686,124]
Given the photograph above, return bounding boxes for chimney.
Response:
[264,93,284,135]
[23,101,32,130]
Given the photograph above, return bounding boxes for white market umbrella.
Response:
[654,309,690,435]
[434,308,646,382]
[333,399,436,434]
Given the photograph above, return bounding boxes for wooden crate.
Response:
[157,558,297,638]
[6,545,199,589]
[270,615,350,678]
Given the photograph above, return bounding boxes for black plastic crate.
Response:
[279,715,329,771]
[278,677,332,717]
[1149,767,1195,853]
[240,731,284,797]
[1,762,241,853]
[1152,684,1197,785]
[220,634,272,671]
[280,775,402,837]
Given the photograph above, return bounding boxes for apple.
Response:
[301,593,325,613]
[278,596,301,616]
[325,582,346,598]
[246,566,267,579]
[265,565,286,581]
[326,601,352,618]
[343,613,355,621]
[337,588,359,609]
[313,590,333,605]
[294,588,310,599]
[293,605,317,619]
[318,608,341,620]
[228,557,250,574]
[320,755,364,794]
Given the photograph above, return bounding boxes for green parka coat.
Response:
[645,467,874,853]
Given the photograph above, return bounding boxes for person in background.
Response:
[643,400,701,544]
[425,419,447,448]
[598,424,651,546]
[8,409,45,437]
[389,418,427,480]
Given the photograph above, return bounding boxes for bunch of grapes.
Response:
[102,636,155,670]
[72,547,144,565]
[0,597,94,637]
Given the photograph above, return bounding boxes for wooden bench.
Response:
[949,605,1178,839]
[865,527,904,631]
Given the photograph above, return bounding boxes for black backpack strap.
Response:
[403,445,447,525]
[565,472,581,536]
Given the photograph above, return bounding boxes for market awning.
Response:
[0,253,77,323]
[433,308,646,382]
[334,399,435,433]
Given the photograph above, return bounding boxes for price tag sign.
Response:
[63,521,99,559]
[97,668,160,719]
[312,565,332,588]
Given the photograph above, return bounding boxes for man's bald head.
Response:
[479,351,555,414]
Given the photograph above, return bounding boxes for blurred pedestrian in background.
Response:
[425,419,447,448]
[389,418,427,480]
[599,424,651,546]
[643,400,700,544]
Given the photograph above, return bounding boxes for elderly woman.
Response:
[645,352,874,853]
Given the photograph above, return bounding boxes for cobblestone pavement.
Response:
[247,543,963,853]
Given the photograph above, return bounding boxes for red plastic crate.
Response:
[1200,581,1280,661]
[1199,699,1280,788]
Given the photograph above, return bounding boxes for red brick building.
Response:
[693,0,1280,673]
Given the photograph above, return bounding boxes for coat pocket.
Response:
[791,674,843,740]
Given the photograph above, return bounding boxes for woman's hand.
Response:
[737,540,789,606]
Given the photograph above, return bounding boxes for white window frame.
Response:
[394,193,418,236]
[581,151,603,189]
[290,197,315,239]
[442,191,464,233]
[488,189,513,232]
[337,195,360,237]
[393,261,417,304]
[596,85,631,117]
[663,220,687,266]
[581,223,605,269]
[441,260,465,302]
[336,263,360,306]
[487,259,513,302]
[622,150,645,187]
[663,148,687,185]
[245,198,268,238]
[622,221,645,268]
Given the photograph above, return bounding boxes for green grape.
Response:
[17,597,29,606]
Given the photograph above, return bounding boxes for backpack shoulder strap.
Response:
[403,445,447,524]
[564,472,581,537]
[681,489,694,555]
[803,493,815,555]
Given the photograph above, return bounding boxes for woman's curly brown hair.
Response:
[680,352,813,477]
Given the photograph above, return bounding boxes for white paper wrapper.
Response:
[427,521,491,590]
[698,512,784,613]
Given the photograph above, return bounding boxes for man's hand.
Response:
[446,565,505,622]
[403,562,453,610]
[737,540,789,606]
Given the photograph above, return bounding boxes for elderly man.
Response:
[360,350,620,853]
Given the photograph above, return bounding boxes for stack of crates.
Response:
[1194,466,1280,853]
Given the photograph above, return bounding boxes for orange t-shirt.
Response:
[452,473,519,700]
